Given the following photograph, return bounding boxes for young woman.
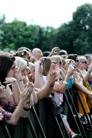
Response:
[0,54,57,106]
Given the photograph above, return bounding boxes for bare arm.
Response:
[74,72,92,99]
[6,88,29,125]
[36,71,57,100]
[82,64,92,83]
[54,68,76,93]
[4,77,21,105]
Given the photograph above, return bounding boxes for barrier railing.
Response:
[0,86,92,138]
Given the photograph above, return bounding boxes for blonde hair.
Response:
[61,55,68,59]
[78,56,87,62]
[29,62,35,69]
[13,48,31,58]
[15,56,27,71]
[64,59,72,70]
[50,55,62,63]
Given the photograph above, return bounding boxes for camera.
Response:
[57,49,60,53]
[68,65,76,70]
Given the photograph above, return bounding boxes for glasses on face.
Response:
[52,62,57,64]
[59,61,62,65]
[28,56,31,59]
[81,61,87,64]
[75,60,79,62]
[11,65,16,70]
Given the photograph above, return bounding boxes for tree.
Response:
[0,20,33,50]
[57,3,92,54]
[0,14,5,49]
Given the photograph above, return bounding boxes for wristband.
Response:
[87,70,91,75]
[25,101,31,106]
[23,107,31,112]
[11,80,16,84]
[63,81,68,84]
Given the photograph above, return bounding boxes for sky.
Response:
[0,0,92,28]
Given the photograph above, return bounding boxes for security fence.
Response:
[0,86,92,138]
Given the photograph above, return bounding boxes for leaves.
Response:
[0,3,92,54]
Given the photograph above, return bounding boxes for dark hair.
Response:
[0,54,15,83]
[67,54,78,62]
[41,57,51,76]
[43,51,50,57]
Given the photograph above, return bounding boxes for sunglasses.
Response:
[28,56,31,59]
[52,62,57,64]
[75,60,79,62]
[81,61,87,64]
[59,61,62,64]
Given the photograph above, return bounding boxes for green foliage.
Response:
[0,20,33,50]
[57,3,92,54]
[0,3,92,54]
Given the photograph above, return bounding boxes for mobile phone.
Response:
[57,49,60,53]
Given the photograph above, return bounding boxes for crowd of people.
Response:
[0,46,92,138]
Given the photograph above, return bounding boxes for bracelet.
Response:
[63,81,68,84]
[11,80,16,84]
[50,83,54,87]
[23,107,31,112]
[87,70,91,75]
[25,101,31,106]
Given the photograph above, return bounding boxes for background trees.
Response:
[57,3,92,54]
[0,3,92,54]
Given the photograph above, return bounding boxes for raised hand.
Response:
[53,82,61,92]
[29,82,38,104]
[49,47,60,56]
[67,67,77,77]
[47,71,57,86]
[20,88,30,102]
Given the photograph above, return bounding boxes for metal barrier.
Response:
[64,89,87,138]
[0,86,92,138]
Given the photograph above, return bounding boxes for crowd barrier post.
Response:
[64,89,87,138]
